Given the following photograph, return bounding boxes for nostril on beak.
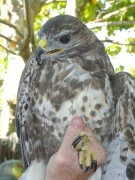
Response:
[39,39,47,49]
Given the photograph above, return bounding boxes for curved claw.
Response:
[93,160,97,172]
[91,151,97,171]
[90,160,93,169]
[72,132,87,149]
[85,166,90,172]
[84,157,97,172]
[84,160,97,172]
[72,135,82,149]
[72,131,97,173]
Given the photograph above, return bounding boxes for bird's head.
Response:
[36,15,96,65]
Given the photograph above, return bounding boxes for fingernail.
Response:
[70,116,85,128]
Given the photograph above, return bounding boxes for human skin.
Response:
[45,117,106,180]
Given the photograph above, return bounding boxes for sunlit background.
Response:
[0,0,135,167]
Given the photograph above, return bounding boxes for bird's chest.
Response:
[33,61,115,142]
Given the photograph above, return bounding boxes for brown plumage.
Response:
[16,15,135,180]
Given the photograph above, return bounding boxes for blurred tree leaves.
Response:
[1,0,135,59]
[130,67,135,77]
[0,0,135,162]
[77,0,99,22]
[34,2,66,32]
[126,37,135,53]
[96,0,135,36]
[115,65,125,73]
[0,49,8,110]
[106,44,122,57]
[34,2,66,46]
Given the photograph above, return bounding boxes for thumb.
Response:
[59,116,85,153]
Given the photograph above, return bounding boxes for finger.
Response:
[59,116,85,153]
[57,117,93,179]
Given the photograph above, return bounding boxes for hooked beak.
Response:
[36,39,63,65]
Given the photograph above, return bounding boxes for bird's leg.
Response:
[72,131,97,172]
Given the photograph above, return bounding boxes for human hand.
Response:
[45,117,106,180]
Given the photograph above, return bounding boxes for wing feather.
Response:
[110,72,135,179]
[15,52,38,168]
[111,72,135,150]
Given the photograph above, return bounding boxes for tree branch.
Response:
[87,20,135,29]
[31,25,37,51]
[0,34,14,42]
[40,0,65,7]
[19,0,32,53]
[95,4,135,22]
[77,0,88,17]
[102,39,135,46]
[0,44,17,55]
[25,0,32,42]
[96,10,108,20]
[0,19,23,37]
[65,0,77,16]
[46,0,66,3]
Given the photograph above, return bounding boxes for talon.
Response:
[72,131,97,173]
[84,166,90,172]
[72,131,86,149]
[93,160,97,172]
[79,164,83,170]
[90,161,93,169]
[72,135,82,149]
[91,151,97,171]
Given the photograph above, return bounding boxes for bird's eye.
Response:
[60,34,71,44]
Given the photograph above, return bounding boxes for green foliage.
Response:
[0,50,8,110]
[77,0,104,23]
[130,67,135,77]
[126,37,135,53]
[0,54,8,75]
[3,57,8,73]
[78,1,97,22]
[0,139,21,163]
[33,0,135,52]
[104,0,135,34]
[0,1,135,165]
[34,2,66,33]
[106,44,122,57]
[34,2,66,46]
[115,65,125,73]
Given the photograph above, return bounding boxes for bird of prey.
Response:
[15,15,135,180]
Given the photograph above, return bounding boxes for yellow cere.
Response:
[39,39,47,49]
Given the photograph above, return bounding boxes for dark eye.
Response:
[60,34,71,44]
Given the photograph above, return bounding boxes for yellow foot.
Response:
[72,131,97,172]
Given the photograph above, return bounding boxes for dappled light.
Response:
[0,0,135,179]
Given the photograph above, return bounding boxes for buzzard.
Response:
[16,15,135,180]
